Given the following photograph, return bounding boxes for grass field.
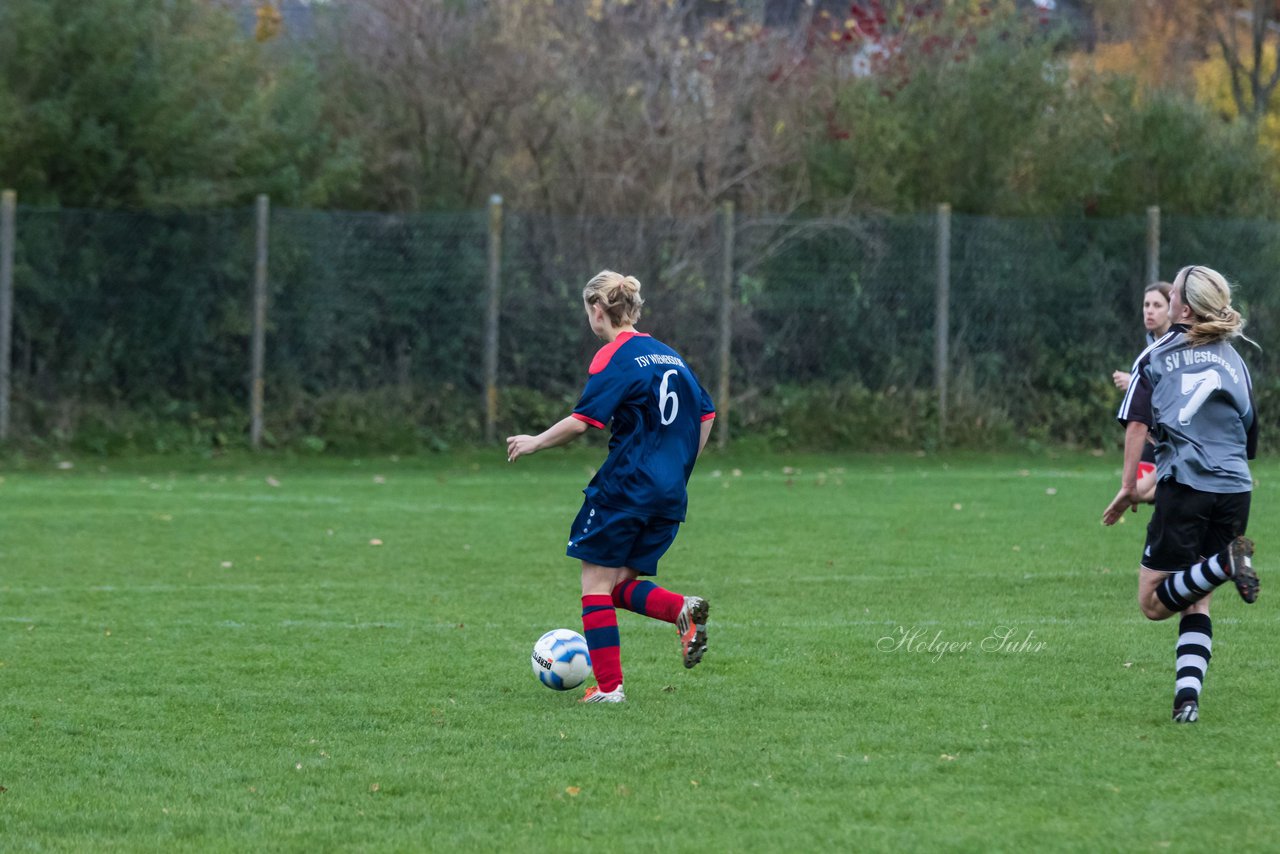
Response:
[2,448,1277,852]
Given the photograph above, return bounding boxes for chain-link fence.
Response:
[2,196,1278,451]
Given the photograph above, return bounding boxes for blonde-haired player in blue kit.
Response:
[507,270,716,703]
[1103,264,1261,723]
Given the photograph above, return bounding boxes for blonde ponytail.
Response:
[1175,265,1254,348]
[583,270,644,327]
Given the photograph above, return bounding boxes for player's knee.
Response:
[1139,599,1170,621]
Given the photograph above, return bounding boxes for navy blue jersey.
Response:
[571,332,715,521]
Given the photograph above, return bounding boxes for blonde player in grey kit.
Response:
[1103,265,1260,723]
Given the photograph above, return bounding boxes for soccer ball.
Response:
[531,629,591,691]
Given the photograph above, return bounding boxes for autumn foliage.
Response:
[1,0,1278,217]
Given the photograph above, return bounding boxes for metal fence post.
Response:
[250,194,269,450]
[716,201,734,450]
[1146,205,1160,283]
[0,190,14,442]
[485,194,503,444]
[935,202,951,447]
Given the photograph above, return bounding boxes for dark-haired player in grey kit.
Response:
[1103,264,1261,723]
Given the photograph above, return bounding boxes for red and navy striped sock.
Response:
[612,579,684,624]
[581,594,622,692]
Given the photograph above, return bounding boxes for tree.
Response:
[0,0,356,207]
[1204,0,1280,122]
[1081,0,1206,96]
[319,0,815,217]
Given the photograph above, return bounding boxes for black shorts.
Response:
[1143,480,1251,572]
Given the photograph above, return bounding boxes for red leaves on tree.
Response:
[847,1,894,39]
[824,109,852,140]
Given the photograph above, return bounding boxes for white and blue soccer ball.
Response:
[531,629,591,691]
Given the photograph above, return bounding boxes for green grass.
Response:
[1,449,1278,852]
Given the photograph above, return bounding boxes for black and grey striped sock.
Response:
[1156,552,1231,612]
[1174,613,1212,708]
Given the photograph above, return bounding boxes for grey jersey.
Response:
[1117,326,1256,493]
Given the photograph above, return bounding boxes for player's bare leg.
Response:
[1137,568,1204,621]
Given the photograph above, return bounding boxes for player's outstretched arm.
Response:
[507,415,589,462]
[697,416,715,458]
[1101,420,1149,526]
[1102,486,1139,526]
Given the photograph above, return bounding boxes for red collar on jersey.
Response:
[589,331,650,375]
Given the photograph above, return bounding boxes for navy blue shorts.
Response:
[565,500,680,575]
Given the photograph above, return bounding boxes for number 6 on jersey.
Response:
[659,369,679,425]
